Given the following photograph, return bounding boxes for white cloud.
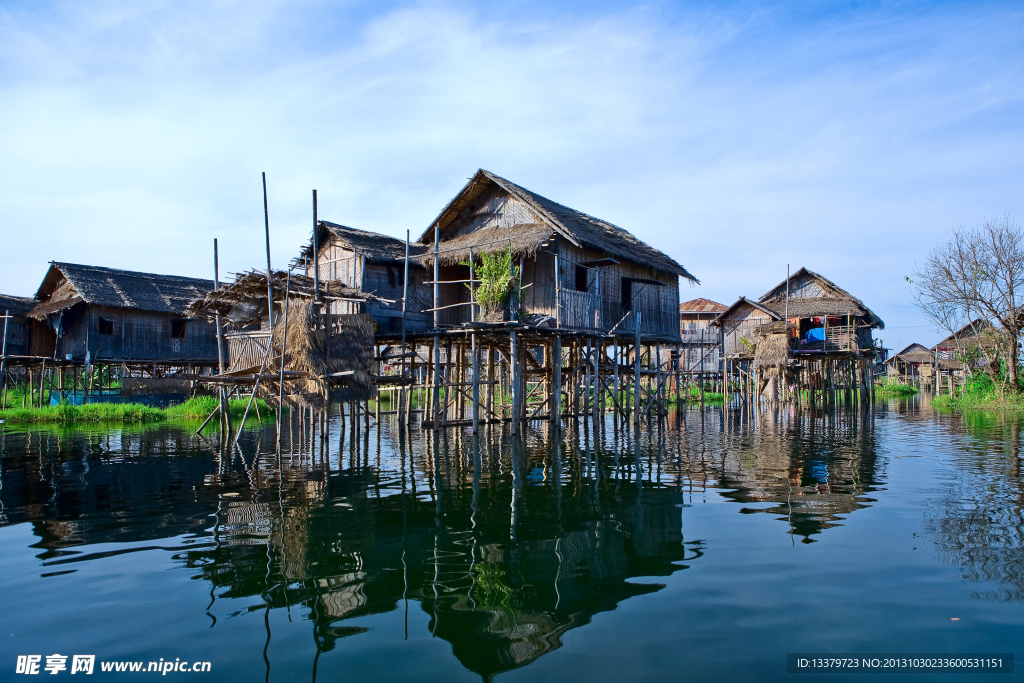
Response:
[0,0,1021,345]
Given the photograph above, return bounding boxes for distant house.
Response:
[26,262,219,366]
[757,268,884,354]
[885,343,933,379]
[711,268,883,360]
[0,293,39,357]
[710,297,781,358]
[679,298,726,373]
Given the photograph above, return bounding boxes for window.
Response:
[170,319,187,339]
[575,265,588,293]
[621,278,633,312]
[98,318,114,335]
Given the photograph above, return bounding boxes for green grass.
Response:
[930,372,1024,412]
[1,395,277,425]
[164,396,277,421]
[0,402,166,424]
[875,380,919,396]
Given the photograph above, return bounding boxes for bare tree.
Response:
[913,215,1024,393]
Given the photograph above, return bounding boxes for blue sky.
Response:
[1,0,1021,348]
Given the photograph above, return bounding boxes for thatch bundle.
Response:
[753,333,790,372]
[423,222,553,267]
[263,300,376,406]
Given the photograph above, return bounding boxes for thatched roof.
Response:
[29,262,213,320]
[758,267,884,329]
[420,169,696,281]
[186,270,383,324]
[890,343,933,365]
[680,298,726,313]
[427,222,553,267]
[297,221,429,267]
[0,293,38,317]
[709,297,781,327]
[934,318,990,350]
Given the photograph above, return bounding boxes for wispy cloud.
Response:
[0,0,1021,344]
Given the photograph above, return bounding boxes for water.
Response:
[1,399,1022,681]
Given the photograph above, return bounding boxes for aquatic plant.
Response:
[875,380,919,396]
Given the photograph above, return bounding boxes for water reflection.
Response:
[1,401,1021,680]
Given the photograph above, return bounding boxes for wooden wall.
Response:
[312,235,432,333]
[719,303,776,357]
[42,304,219,362]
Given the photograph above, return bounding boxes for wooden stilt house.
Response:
[418,169,695,339]
[26,262,219,365]
[756,267,884,355]
[299,222,432,333]
[679,298,726,373]
[885,343,934,381]
[710,297,781,358]
[0,293,38,357]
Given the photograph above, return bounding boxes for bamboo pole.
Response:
[634,313,642,426]
[276,269,293,452]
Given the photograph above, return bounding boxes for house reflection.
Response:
[0,406,886,677]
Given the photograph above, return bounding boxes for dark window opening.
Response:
[98,318,114,335]
[621,278,633,312]
[575,265,588,293]
[171,319,187,339]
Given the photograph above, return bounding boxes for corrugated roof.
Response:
[34,262,213,315]
[680,298,726,313]
[421,170,697,282]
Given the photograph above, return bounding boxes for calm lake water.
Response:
[1,399,1022,681]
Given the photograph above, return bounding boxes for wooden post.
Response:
[551,335,562,426]
[613,338,619,424]
[554,252,561,328]
[510,330,520,434]
[592,337,601,429]
[0,309,9,411]
[634,313,642,426]
[472,334,480,433]
[276,270,293,451]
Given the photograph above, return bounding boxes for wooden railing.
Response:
[225,331,271,371]
[797,325,858,352]
[558,289,601,331]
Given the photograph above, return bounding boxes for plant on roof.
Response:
[463,247,520,309]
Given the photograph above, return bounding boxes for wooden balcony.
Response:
[795,325,859,353]
[558,289,601,331]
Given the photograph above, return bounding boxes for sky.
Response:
[1,0,1022,349]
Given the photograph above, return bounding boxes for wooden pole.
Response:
[262,172,275,326]
[400,230,410,425]
[276,269,293,452]
[634,312,642,426]
[0,309,9,411]
[312,190,319,302]
[551,335,562,426]
[510,330,520,434]
[213,239,231,431]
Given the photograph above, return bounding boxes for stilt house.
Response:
[679,298,726,373]
[299,222,431,333]
[0,294,38,357]
[418,169,695,340]
[757,268,884,355]
[885,343,934,380]
[710,297,781,358]
[27,262,219,365]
